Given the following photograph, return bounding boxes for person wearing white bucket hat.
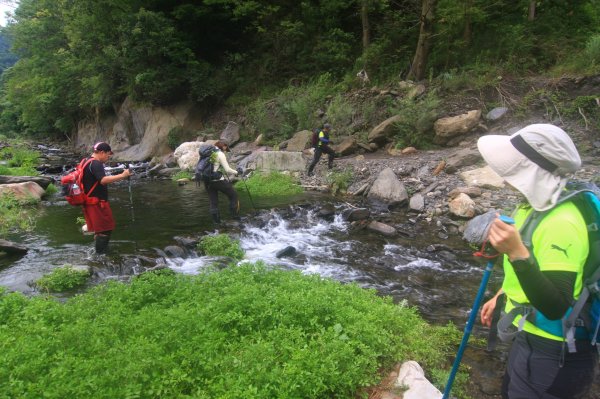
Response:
[476,124,597,398]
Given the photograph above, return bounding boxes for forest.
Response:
[0,0,599,141]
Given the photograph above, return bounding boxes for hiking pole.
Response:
[127,164,135,222]
[442,215,514,399]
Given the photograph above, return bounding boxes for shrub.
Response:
[326,168,353,195]
[0,192,37,237]
[44,183,58,197]
[388,91,441,149]
[0,264,464,398]
[167,125,185,150]
[234,171,302,197]
[35,265,90,292]
[198,233,245,260]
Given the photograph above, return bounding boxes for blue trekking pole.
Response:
[442,214,514,399]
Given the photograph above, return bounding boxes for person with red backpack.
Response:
[307,123,335,177]
[81,142,131,254]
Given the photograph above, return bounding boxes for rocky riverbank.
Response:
[298,118,600,245]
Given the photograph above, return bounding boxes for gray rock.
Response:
[164,245,186,258]
[367,168,408,207]
[276,246,297,258]
[486,107,509,121]
[367,221,397,236]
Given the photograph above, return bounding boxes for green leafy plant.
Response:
[0,192,38,237]
[35,265,90,292]
[234,171,302,197]
[326,168,353,195]
[198,233,245,260]
[167,126,185,150]
[44,183,58,197]
[0,264,465,398]
[388,92,440,149]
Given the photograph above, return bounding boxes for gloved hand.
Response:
[236,166,244,176]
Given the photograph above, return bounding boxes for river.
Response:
[0,178,567,397]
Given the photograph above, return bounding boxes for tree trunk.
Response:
[407,0,437,81]
[361,0,370,52]
[528,0,536,21]
[463,0,472,46]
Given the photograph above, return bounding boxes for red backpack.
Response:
[60,158,99,206]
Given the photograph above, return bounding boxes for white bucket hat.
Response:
[477,124,581,211]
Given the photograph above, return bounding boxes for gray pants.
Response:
[502,332,597,398]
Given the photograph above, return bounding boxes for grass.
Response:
[0,264,466,398]
[234,171,302,197]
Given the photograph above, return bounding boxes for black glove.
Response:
[236,166,244,176]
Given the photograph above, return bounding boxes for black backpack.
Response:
[311,128,320,147]
[194,146,221,183]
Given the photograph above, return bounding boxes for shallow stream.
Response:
[0,178,514,396]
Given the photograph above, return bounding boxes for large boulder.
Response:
[434,110,481,141]
[76,97,195,162]
[220,121,240,146]
[334,137,358,156]
[0,239,28,256]
[0,181,45,202]
[283,130,312,152]
[368,115,403,144]
[174,141,217,170]
[460,165,505,189]
[0,175,54,190]
[367,168,408,206]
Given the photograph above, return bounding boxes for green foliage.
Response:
[44,183,58,197]
[171,170,193,181]
[326,168,353,195]
[388,92,441,149]
[0,264,464,398]
[0,145,40,175]
[2,0,600,138]
[0,192,37,237]
[167,126,185,150]
[198,233,245,260]
[35,265,90,292]
[0,145,39,168]
[234,171,303,197]
[244,74,342,144]
[585,34,600,64]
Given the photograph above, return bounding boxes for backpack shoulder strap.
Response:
[80,157,99,195]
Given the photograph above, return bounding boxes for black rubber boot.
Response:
[230,201,241,220]
[210,210,221,224]
[95,234,110,254]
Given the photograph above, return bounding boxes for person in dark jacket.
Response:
[307,123,335,176]
[81,142,130,254]
[204,140,240,224]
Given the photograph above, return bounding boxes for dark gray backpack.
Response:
[194,146,221,183]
